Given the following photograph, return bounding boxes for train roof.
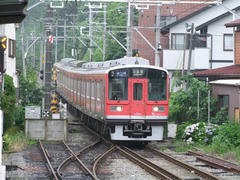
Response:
[54,57,168,75]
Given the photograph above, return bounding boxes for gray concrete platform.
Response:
[25,119,68,141]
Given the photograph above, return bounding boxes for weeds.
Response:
[3,129,36,152]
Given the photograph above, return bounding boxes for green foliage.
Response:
[1,75,16,131]
[182,122,219,145]
[3,134,10,151]
[3,131,36,152]
[14,106,25,130]
[178,122,240,161]
[105,36,126,60]
[19,69,42,106]
[172,140,194,152]
[212,123,240,148]
[211,107,229,124]
[176,122,191,139]
[169,75,218,124]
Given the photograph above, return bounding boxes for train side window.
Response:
[82,80,85,97]
[67,76,69,88]
[65,75,67,88]
[82,80,84,97]
[73,79,78,103]
[77,79,82,104]
[62,74,64,89]
[97,82,100,99]
[72,78,74,91]
[92,81,95,99]
[87,82,90,97]
[100,81,103,112]
[64,75,66,89]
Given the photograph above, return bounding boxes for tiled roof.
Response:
[210,79,240,86]
[225,19,240,27]
[194,64,240,77]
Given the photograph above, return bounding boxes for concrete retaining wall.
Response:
[25,119,67,141]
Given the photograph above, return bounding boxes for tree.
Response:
[19,68,42,106]
[0,74,16,131]
[169,75,218,124]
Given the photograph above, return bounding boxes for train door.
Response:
[129,79,147,117]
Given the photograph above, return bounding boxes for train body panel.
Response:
[54,57,169,141]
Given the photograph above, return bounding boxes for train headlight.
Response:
[110,106,123,112]
[152,106,165,112]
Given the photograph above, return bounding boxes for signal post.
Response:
[0,36,7,103]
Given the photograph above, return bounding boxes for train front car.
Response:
[106,65,169,141]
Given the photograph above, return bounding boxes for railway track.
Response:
[82,123,220,180]
[187,150,240,174]
[38,140,59,180]
[36,122,239,180]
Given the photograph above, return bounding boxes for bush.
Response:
[169,75,217,124]
[211,107,228,124]
[182,122,219,144]
[176,122,191,139]
[3,130,36,152]
[212,123,240,148]
[1,74,16,131]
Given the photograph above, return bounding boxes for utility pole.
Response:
[21,23,26,78]
[40,36,44,72]
[155,4,161,66]
[89,3,93,62]
[126,0,133,57]
[55,20,58,62]
[33,24,36,67]
[44,5,53,111]
[187,23,194,74]
[182,35,187,75]
[63,19,66,58]
[103,3,107,61]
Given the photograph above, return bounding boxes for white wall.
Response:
[163,48,210,70]
[168,1,238,70]
[170,0,240,34]
[208,15,234,64]
[1,24,18,88]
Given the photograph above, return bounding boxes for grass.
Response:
[3,127,36,152]
[171,140,240,165]
[196,144,240,165]
[171,140,195,152]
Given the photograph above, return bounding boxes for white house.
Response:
[161,0,239,91]
[0,24,18,88]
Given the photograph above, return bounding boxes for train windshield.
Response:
[108,68,167,101]
[148,69,167,101]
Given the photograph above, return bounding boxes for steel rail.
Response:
[56,140,102,180]
[84,122,178,179]
[188,150,240,174]
[92,146,117,178]
[119,146,182,180]
[61,141,99,180]
[149,147,219,180]
[38,140,59,180]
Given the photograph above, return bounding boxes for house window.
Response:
[193,34,207,48]
[8,39,16,58]
[223,34,233,51]
[171,33,187,50]
[218,95,229,110]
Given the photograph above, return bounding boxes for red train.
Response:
[54,57,169,141]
